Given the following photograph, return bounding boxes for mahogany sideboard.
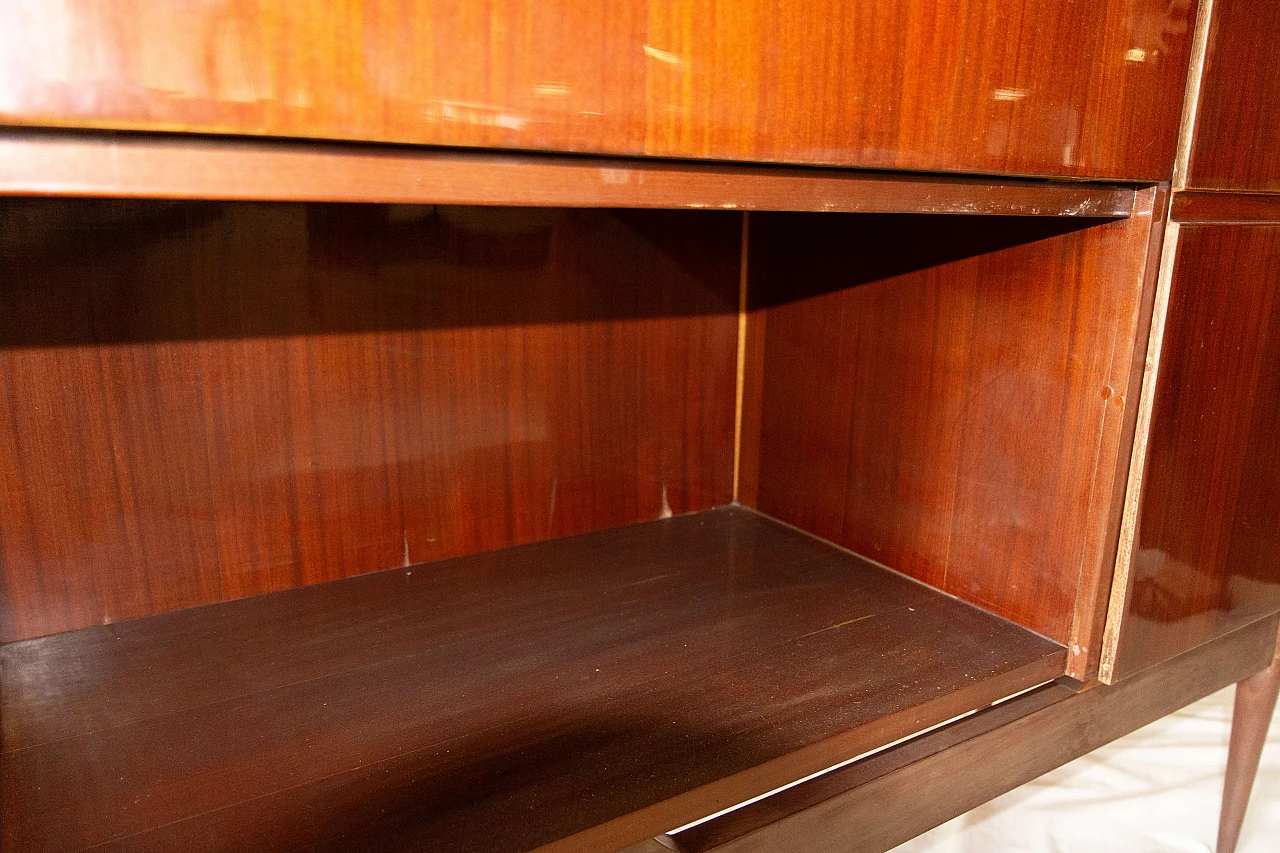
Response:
[0,2,1277,852]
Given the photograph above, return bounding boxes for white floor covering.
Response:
[890,684,1280,853]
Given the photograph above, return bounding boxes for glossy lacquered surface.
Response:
[0,0,1194,180]
[674,614,1280,853]
[742,205,1158,649]
[0,506,1067,853]
[0,199,739,641]
[0,129,1140,217]
[1187,0,1280,190]
[1110,225,1280,678]
[1173,190,1280,223]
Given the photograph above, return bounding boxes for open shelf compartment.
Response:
[0,141,1159,852]
[0,506,1064,853]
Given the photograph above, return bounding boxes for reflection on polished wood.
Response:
[0,507,1066,853]
[0,0,1193,180]
[673,615,1280,853]
[743,201,1158,655]
[0,129,1140,217]
[1186,0,1280,191]
[1109,225,1280,679]
[0,199,740,641]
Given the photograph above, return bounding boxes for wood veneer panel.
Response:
[674,614,1280,853]
[0,130,1140,217]
[0,507,1066,853]
[1107,225,1280,679]
[0,199,739,640]
[745,204,1158,648]
[1186,0,1280,191]
[0,1,1193,180]
[1173,190,1280,223]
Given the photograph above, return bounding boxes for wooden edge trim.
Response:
[732,213,750,501]
[1065,185,1167,681]
[617,838,686,853]
[1173,190,1280,223]
[1172,0,1215,189]
[675,614,1280,853]
[1098,222,1181,683]
[0,128,1138,217]
[531,650,1067,853]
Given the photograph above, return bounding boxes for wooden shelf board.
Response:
[0,506,1065,853]
[0,128,1137,217]
[671,614,1280,853]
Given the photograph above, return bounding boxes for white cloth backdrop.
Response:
[890,684,1280,853]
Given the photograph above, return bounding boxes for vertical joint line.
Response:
[1173,0,1215,189]
[732,212,750,502]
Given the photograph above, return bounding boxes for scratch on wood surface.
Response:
[792,613,876,641]
[619,573,674,589]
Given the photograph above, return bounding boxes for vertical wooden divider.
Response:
[733,212,751,502]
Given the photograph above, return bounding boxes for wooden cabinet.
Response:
[1,2,1279,852]
[0,171,1150,850]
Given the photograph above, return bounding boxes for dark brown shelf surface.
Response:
[0,128,1137,217]
[0,506,1065,853]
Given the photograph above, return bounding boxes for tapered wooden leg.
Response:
[1218,626,1280,853]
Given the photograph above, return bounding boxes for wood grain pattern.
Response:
[1106,225,1280,679]
[0,507,1067,853]
[0,129,1141,217]
[0,198,739,640]
[1173,190,1280,223]
[0,1,1195,180]
[1186,0,1280,190]
[673,614,1280,853]
[742,202,1159,650]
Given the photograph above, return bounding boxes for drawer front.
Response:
[0,0,1192,180]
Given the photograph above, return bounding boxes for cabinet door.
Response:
[0,0,1192,180]
[1103,224,1280,681]
[1185,0,1280,191]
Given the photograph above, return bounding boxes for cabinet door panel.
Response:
[0,0,1193,180]
[1186,0,1280,191]
[1106,224,1280,680]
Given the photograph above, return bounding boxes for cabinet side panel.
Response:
[1110,224,1280,678]
[0,201,740,641]
[1186,0,1280,191]
[750,212,1153,643]
[0,0,1193,180]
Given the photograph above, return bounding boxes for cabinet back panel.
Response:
[744,211,1156,645]
[0,0,1193,180]
[0,200,740,641]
